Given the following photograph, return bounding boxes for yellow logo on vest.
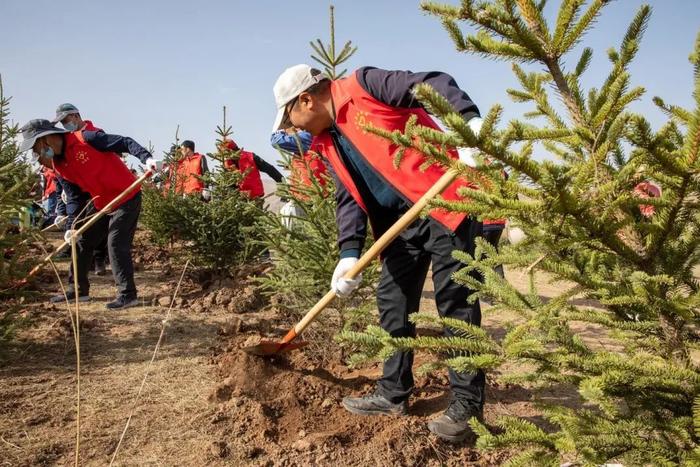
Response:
[354,111,370,134]
[74,150,89,164]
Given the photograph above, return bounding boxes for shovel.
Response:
[244,167,460,356]
[15,170,153,287]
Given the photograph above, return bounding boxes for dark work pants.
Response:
[93,236,109,265]
[375,217,485,408]
[68,192,141,299]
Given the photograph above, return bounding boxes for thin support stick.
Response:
[109,260,191,466]
[70,237,80,467]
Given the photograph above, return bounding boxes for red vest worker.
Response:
[163,140,208,196]
[273,64,485,442]
[219,139,284,198]
[19,119,156,310]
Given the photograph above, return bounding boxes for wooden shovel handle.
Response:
[282,168,459,344]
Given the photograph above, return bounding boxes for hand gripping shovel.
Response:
[15,170,153,288]
[244,168,459,356]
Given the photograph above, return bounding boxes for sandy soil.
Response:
[0,230,586,466]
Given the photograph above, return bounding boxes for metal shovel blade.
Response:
[242,340,309,356]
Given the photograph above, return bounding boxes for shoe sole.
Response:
[341,401,407,417]
[106,299,139,310]
[427,422,473,443]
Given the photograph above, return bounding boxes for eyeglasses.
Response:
[285,96,300,120]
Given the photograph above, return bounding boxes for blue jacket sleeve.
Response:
[82,130,153,164]
[356,66,481,120]
[270,130,313,156]
[325,163,367,258]
[253,154,284,183]
[61,178,91,231]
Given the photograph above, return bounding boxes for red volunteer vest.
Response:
[224,150,264,198]
[82,120,101,132]
[290,147,329,200]
[42,167,58,199]
[53,131,138,210]
[314,71,476,232]
[167,153,205,194]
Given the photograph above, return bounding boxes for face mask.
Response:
[41,146,55,160]
[63,121,78,132]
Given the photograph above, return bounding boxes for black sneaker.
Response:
[49,290,90,304]
[427,400,483,443]
[342,392,408,416]
[106,296,139,310]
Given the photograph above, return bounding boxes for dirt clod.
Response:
[209,440,229,458]
[158,296,172,307]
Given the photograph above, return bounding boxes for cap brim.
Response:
[51,110,78,123]
[272,107,288,133]
[18,128,67,153]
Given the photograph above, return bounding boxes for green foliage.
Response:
[340,1,700,463]
[0,75,35,345]
[255,153,379,359]
[141,110,265,275]
[309,5,357,79]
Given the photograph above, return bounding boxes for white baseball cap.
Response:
[272,64,328,132]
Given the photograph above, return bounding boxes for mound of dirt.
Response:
[205,333,509,466]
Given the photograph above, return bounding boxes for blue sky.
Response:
[2,0,699,172]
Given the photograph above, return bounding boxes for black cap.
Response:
[181,140,195,151]
[52,103,80,123]
[18,119,67,153]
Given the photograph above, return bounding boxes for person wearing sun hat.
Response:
[272,64,486,442]
[19,119,159,310]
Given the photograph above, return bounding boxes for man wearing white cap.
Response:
[272,65,486,442]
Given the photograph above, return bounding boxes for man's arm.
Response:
[325,164,368,259]
[252,154,284,183]
[270,130,313,156]
[356,66,480,121]
[200,156,209,175]
[82,130,153,165]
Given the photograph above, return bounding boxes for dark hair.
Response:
[306,68,331,95]
[181,140,195,151]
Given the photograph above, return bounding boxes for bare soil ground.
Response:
[0,230,587,466]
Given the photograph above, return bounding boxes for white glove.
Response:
[61,191,68,204]
[457,117,484,167]
[145,158,162,172]
[202,188,211,201]
[331,257,362,297]
[457,147,478,167]
[54,215,68,228]
[279,200,299,230]
[506,223,526,245]
[64,229,80,244]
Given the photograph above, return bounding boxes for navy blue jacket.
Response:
[332,67,480,257]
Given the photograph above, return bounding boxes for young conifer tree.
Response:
[338,1,700,464]
[141,109,264,275]
[255,6,379,357]
[0,75,35,343]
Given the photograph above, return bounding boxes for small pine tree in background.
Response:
[141,109,265,276]
[309,5,357,80]
[339,1,700,464]
[0,75,36,345]
[254,5,378,360]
